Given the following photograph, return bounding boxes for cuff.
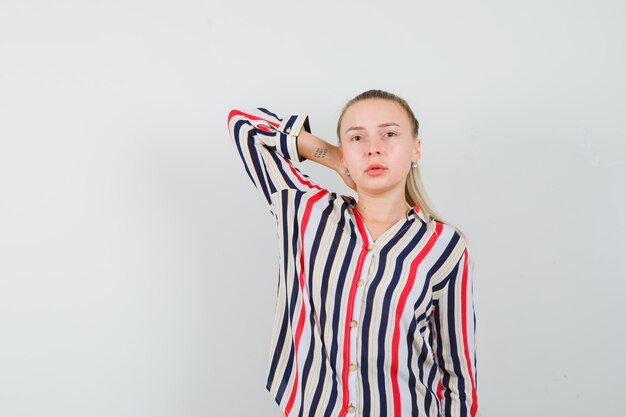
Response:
[274,114,311,163]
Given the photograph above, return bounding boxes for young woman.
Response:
[226,89,479,417]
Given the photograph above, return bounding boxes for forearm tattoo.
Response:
[314,148,328,159]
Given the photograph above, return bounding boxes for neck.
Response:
[354,188,409,224]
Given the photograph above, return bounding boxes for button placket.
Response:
[346,249,373,414]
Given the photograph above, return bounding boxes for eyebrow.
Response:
[345,122,401,134]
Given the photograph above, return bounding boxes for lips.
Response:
[365,164,387,175]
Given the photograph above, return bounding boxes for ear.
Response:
[339,145,346,167]
[413,138,422,161]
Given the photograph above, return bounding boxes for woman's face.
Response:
[339,98,421,196]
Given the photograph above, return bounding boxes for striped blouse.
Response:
[227,107,479,417]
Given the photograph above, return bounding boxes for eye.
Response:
[351,135,363,142]
[384,131,397,138]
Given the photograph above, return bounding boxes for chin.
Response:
[355,183,393,194]
[356,177,404,192]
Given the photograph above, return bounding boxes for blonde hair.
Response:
[336,89,472,256]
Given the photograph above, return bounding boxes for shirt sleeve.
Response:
[429,237,479,417]
[226,107,324,215]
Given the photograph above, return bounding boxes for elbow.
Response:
[227,108,241,130]
[227,108,249,139]
[227,108,240,124]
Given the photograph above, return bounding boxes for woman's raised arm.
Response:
[227,108,322,210]
[297,130,356,191]
[227,107,355,215]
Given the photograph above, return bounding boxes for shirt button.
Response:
[285,126,291,133]
[357,279,365,287]
[347,405,356,413]
[349,362,358,371]
[349,320,358,328]
[367,243,374,251]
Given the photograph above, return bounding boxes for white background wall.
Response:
[1,1,624,416]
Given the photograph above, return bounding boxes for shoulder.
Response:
[427,220,475,291]
[431,219,472,266]
[437,221,467,245]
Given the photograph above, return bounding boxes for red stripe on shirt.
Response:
[227,109,280,131]
[285,158,323,190]
[461,251,478,416]
[390,221,443,416]
[284,189,329,415]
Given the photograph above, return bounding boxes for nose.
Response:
[367,137,383,155]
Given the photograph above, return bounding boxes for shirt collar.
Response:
[343,195,428,224]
